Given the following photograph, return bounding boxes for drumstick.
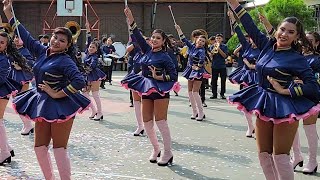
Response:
[168,5,177,25]
[85,3,88,22]
[125,0,128,7]
[11,3,20,39]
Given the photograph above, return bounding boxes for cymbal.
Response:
[106,54,120,59]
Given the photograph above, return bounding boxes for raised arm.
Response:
[228,10,250,50]
[227,0,268,50]
[124,7,151,53]
[174,24,193,49]
[259,13,275,37]
[3,0,46,58]
[85,21,92,49]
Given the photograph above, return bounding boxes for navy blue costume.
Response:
[11,19,90,122]
[121,24,177,98]
[180,36,209,80]
[84,33,106,82]
[0,53,21,99]
[228,5,320,123]
[228,23,260,87]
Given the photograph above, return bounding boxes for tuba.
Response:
[65,21,81,43]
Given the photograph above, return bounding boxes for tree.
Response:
[264,0,316,30]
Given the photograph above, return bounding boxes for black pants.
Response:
[211,68,227,96]
[107,61,114,83]
[199,78,206,103]
[100,66,108,87]
[130,90,133,103]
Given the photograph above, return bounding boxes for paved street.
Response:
[1,71,320,180]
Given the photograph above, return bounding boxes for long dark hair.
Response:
[1,32,32,72]
[306,31,320,55]
[52,27,84,72]
[278,17,310,53]
[152,29,170,51]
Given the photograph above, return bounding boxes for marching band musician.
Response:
[167,34,182,96]
[227,0,320,179]
[175,25,209,121]
[10,34,35,135]
[100,36,116,87]
[123,6,177,166]
[227,11,260,138]
[209,34,228,99]
[82,21,106,121]
[3,0,91,178]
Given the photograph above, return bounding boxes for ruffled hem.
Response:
[0,90,18,99]
[182,66,210,80]
[121,82,174,96]
[12,103,89,123]
[12,89,91,123]
[228,99,320,124]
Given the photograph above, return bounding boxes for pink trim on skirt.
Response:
[121,82,174,97]
[228,99,320,124]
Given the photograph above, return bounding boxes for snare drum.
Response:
[112,42,126,58]
[103,57,113,66]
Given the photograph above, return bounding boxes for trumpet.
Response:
[211,43,220,54]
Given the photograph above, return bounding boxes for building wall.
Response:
[7,2,231,49]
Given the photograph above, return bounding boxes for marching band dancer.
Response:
[259,13,320,174]
[289,31,320,174]
[100,37,116,86]
[3,0,90,179]
[82,22,106,121]
[209,34,228,99]
[0,27,22,165]
[10,34,34,135]
[227,11,260,138]
[123,6,177,166]
[175,25,208,121]
[227,0,320,179]
[125,30,145,136]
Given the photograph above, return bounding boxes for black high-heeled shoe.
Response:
[93,114,103,121]
[149,152,161,163]
[0,155,11,166]
[21,128,34,136]
[157,156,173,166]
[133,129,144,136]
[196,115,206,121]
[293,160,303,169]
[89,113,97,120]
[10,150,15,157]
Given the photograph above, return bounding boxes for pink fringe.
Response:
[228,99,320,124]
[12,101,90,123]
[121,82,174,97]
[203,73,211,79]
[172,82,181,93]
[0,90,18,99]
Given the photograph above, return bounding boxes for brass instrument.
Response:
[211,43,220,54]
[65,21,81,43]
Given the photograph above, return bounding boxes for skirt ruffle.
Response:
[87,68,106,82]
[182,66,210,80]
[228,66,257,87]
[0,78,22,98]
[12,88,91,123]
[228,84,320,124]
[121,72,175,96]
